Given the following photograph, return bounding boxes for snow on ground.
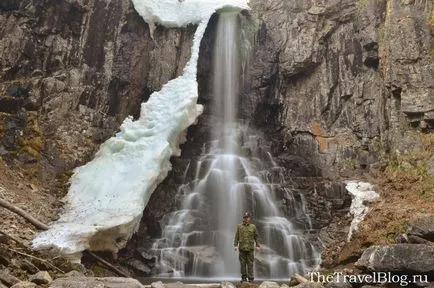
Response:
[32,0,249,259]
[346,181,380,242]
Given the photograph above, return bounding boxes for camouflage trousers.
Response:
[239,249,254,280]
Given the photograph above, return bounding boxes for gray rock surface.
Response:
[407,214,434,242]
[29,271,53,285]
[243,0,433,175]
[356,244,434,275]
[49,277,145,288]
[1,0,433,277]
[0,269,20,286]
[0,0,194,180]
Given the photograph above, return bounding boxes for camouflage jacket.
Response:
[233,222,260,251]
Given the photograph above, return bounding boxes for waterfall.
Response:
[152,12,321,279]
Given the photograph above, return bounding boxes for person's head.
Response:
[242,212,251,223]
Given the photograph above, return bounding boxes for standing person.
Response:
[233,212,260,282]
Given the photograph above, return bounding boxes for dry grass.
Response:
[334,131,434,267]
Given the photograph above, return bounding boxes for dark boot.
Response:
[241,275,247,282]
[248,278,254,282]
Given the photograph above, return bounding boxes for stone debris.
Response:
[29,270,53,285]
[0,269,20,286]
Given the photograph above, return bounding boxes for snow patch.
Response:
[132,0,249,37]
[346,181,379,242]
[32,0,249,259]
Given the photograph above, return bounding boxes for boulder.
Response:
[126,259,151,275]
[407,215,434,242]
[49,277,145,288]
[137,249,155,262]
[408,235,432,245]
[0,270,20,286]
[356,244,434,275]
[29,271,52,285]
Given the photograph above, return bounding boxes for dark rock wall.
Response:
[0,0,195,182]
[0,0,432,272]
[243,0,433,176]
[1,0,431,185]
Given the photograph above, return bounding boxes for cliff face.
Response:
[0,0,195,181]
[244,0,433,176]
[0,0,432,272]
[1,0,431,184]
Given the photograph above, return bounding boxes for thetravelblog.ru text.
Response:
[309,271,429,286]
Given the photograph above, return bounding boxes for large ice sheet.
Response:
[32,0,249,260]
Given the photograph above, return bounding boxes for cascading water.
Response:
[152,12,321,279]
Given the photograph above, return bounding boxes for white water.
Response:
[153,129,322,278]
[151,12,321,278]
[32,0,249,259]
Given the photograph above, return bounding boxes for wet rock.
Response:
[126,259,151,275]
[137,249,155,262]
[0,269,20,286]
[29,271,52,285]
[356,244,434,275]
[407,215,434,242]
[49,277,145,288]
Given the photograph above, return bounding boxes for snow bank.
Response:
[346,181,379,242]
[132,0,249,37]
[32,0,249,260]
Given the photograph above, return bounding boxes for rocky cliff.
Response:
[1,0,432,187]
[0,0,433,277]
[243,0,433,176]
[0,0,195,183]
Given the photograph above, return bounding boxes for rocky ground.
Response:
[0,0,433,287]
[1,132,433,287]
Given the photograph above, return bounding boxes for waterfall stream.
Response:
[151,12,320,279]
